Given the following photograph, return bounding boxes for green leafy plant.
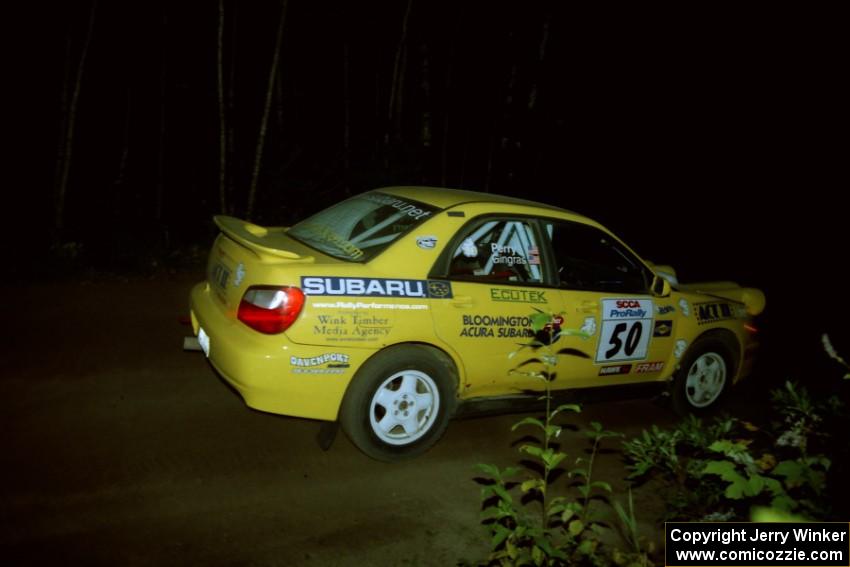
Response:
[476,310,620,565]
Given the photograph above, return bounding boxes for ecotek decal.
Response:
[695,301,734,325]
[489,288,547,304]
[596,299,654,364]
[301,277,452,299]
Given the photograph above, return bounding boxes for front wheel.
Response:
[339,345,457,461]
[671,337,735,416]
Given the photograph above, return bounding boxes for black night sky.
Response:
[14,3,848,386]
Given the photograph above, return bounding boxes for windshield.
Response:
[287,192,440,262]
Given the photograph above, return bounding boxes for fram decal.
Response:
[634,361,664,373]
[695,301,734,325]
[301,277,453,299]
[489,288,547,304]
[653,320,673,337]
[599,364,631,376]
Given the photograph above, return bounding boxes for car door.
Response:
[428,216,567,397]
[540,219,676,388]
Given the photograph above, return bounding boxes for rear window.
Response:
[287,192,439,262]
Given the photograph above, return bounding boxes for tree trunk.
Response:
[217,0,227,215]
[246,0,288,220]
[343,41,351,195]
[156,8,168,224]
[383,0,413,167]
[54,0,97,240]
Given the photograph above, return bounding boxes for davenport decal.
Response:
[290,352,351,374]
[302,277,453,299]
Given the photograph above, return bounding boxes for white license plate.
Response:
[198,328,211,357]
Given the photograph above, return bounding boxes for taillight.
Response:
[237,286,305,334]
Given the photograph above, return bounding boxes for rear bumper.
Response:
[189,282,365,421]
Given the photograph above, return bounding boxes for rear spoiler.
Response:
[213,216,314,263]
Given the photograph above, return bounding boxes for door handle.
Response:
[451,295,473,307]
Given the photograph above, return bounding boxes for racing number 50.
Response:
[605,321,643,359]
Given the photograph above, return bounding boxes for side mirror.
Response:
[652,274,672,297]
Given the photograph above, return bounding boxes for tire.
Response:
[671,336,736,416]
[339,345,457,461]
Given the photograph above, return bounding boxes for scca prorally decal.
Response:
[634,361,664,373]
[301,277,453,299]
[653,320,673,337]
[290,353,350,368]
[460,314,533,338]
[599,364,631,376]
[596,299,654,363]
[695,301,734,325]
[489,288,547,304]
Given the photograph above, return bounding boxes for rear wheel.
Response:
[671,337,735,416]
[340,345,457,461]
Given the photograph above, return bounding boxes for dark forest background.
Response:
[8,2,847,377]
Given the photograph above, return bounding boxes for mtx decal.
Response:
[596,299,654,363]
[634,361,664,373]
[489,288,547,304]
[599,364,631,376]
[301,277,452,299]
[653,320,673,338]
[416,236,438,250]
[695,301,734,325]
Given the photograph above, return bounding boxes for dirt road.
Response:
[1,274,678,566]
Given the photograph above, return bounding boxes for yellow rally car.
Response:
[189,187,765,461]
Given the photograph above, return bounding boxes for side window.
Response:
[544,221,649,293]
[448,219,543,284]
